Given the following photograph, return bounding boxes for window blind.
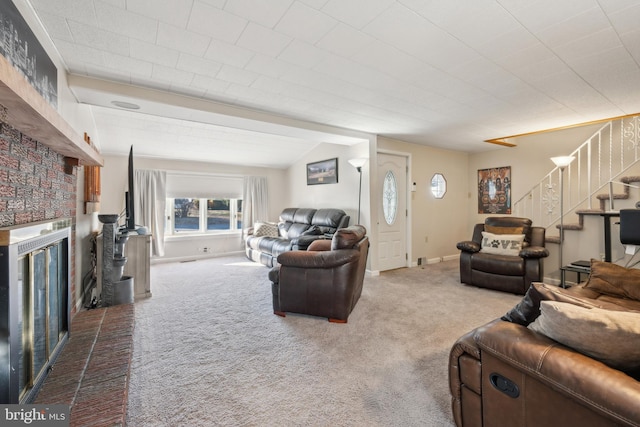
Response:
[166,173,243,199]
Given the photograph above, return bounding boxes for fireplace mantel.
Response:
[0,54,102,166]
[0,218,72,246]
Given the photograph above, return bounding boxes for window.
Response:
[167,198,242,235]
[206,199,243,231]
[165,172,243,235]
[174,198,200,232]
[431,173,447,199]
[382,170,398,225]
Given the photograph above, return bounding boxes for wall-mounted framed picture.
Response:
[0,1,58,107]
[478,166,511,214]
[307,158,338,185]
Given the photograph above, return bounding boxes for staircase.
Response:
[514,115,640,248]
[544,175,640,245]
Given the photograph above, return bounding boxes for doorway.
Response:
[377,152,409,271]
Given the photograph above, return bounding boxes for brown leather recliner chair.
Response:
[268,225,369,323]
[456,217,549,295]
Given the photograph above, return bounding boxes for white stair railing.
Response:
[513,115,640,235]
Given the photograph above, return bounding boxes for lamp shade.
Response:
[551,156,575,168]
[348,158,367,169]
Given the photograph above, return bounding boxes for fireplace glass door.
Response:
[17,240,68,401]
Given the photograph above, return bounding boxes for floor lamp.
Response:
[348,158,367,224]
[551,155,575,272]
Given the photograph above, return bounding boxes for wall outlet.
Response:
[203,247,210,253]
[424,236,428,243]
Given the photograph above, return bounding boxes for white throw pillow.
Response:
[528,300,640,371]
[253,222,279,238]
[480,231,525,256]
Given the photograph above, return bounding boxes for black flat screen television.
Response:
[125,145,136,231]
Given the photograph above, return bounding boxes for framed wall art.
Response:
[478,166,511,214]
[307,158,338,185]
[0,1,58,107]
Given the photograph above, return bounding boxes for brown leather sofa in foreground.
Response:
[268,225,369,323]
[449,260,640,427]
[457,216,549,295]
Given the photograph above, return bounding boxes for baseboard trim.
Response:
[411,254,460,267]
[152,251,245,265]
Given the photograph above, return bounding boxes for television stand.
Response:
[97,233,152,300]
[124,234,152,300]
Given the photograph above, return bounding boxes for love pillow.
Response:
[480,231,525,256]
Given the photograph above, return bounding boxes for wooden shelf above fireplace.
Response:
[0,54,103,167]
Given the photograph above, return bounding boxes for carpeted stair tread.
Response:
[575,208,606,214]
[593,175,640,210]
[596,192,629,200]
[555,223,583,230]
[621,176,640,183]
[546,176,640,244]
[546,235,560,244]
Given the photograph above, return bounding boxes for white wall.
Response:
[284,142,370,229]
[377,137,470,264]
[467,123,610,279]
[467,124,604,228]
[100,154,288,262]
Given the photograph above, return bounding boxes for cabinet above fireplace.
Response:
[0,54,102,167]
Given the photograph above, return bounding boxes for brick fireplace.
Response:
[0,120,78,403]
[0,120,77,308]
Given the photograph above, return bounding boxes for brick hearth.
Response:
[34,303,135,427]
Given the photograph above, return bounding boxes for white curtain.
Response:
[134,170,167,256]
[242,176,269,228]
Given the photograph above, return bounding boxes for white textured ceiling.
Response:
[24,0,640,167]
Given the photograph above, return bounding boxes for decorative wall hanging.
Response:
[83,133,101,213]
[478,166,511,214]
[0,1,58,107]
[307,158,338,185]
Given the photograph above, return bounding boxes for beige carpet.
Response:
[126,256,522,426]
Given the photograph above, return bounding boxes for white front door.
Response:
[377,153,408,271]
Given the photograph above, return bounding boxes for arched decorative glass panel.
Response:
[382,170,398,225]
[431,173,446,199]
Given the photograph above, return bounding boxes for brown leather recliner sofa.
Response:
[449,262,640,427]
[457,216,549,295]
[268,225,369,323]
[245,207,349,267]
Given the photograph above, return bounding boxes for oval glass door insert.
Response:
[382,170,398,225]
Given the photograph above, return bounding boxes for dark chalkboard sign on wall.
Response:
[0,1,58,107]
